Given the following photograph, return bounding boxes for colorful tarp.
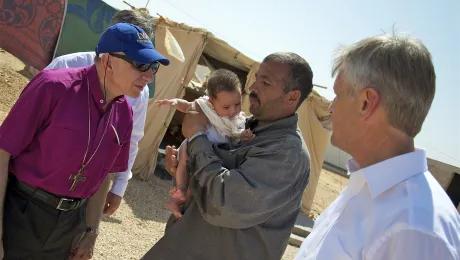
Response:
[52,0,118,59]
[0,0,65,70]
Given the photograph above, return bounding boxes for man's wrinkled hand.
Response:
[165,145,178,177]
[181,111,207,139]
[103,192,122,216]
[70,233,97,260]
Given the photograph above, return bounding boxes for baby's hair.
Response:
[206,69,242,99]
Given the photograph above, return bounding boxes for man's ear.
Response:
[287,90,301,106]
[100,54,112,71]
[359,88,380,119]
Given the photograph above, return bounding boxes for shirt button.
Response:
[100,99,104,104]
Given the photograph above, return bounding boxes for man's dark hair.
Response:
[263,52,314,108]
[206,69,242,99]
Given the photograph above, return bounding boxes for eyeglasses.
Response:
[109,53,160,74]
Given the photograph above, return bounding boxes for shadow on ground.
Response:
[120,167,173,223]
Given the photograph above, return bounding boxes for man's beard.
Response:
[249,92,261,115]
[251,95,286,122]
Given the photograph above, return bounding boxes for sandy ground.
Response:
[0,49,349,259]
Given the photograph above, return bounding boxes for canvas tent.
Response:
[132,16,333,214]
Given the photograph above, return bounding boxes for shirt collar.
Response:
[347,149,428,199]
[85,65,125,110]
[246,113,298,133]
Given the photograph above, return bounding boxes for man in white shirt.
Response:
[45,10,159,215]
[295,35,460,260]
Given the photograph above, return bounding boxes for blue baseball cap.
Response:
[96,22,170,66]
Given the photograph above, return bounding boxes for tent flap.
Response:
[132,23,207,180]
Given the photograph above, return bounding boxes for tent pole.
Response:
[313,84,328,89]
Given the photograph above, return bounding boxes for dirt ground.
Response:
[0,49,349,259]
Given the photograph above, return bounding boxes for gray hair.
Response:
[263,52,314,108]
[110,10,154,37]
[332,34,436,138]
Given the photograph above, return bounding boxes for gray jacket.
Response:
[142,114,310,260]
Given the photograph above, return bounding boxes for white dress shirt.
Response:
[295,149,460,260]
[44,51,149,197]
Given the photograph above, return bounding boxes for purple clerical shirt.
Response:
[0,65,133,198]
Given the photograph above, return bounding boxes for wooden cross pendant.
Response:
[69,165,87,191]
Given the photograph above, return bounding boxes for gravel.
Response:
[94,175,300,259]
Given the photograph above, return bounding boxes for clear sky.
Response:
[110,0,460,167]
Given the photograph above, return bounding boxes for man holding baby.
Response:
[142,52,313,260]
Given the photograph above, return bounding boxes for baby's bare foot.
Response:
[166,200,183,219]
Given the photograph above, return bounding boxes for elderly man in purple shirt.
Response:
[0,23,169,259]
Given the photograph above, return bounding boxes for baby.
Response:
[156,69,254,218]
